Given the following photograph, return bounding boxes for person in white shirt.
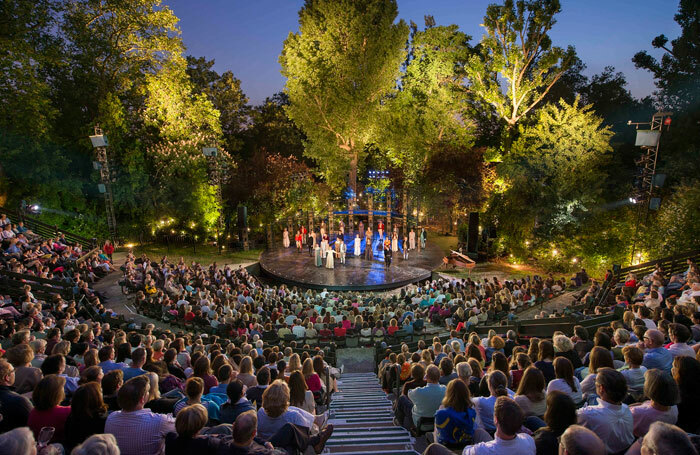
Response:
[577,368,634,454]
[619,345,647,397]
[666,323,696,358]
[558,424,606,455]
[547,357,582,404]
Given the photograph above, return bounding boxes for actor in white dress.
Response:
[409,229,416,250]
[391,233,398,252]
[283,228,290,248]
[325,248,335,269]
[353,234,361,256]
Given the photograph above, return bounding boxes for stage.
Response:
[259,238,445,291]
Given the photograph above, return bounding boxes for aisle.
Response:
[324,372,419,455]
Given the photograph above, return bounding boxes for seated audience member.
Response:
[27,374,71,445]
[209,364,234,395]
[547,357,582,404]
[165,404,222,454]
[629,369,679,438]
[642,329,673,374]
[246,366,271,409]
[256,380,329,441]
[557,424,606,455]
[193,356,219,394]
[220,379,256,424]
[424,396,535,455]
[534,340,555,383]
[667,323,695,358]
[0,359,33,433]
[620,345,647,398]
[672,356,700,433]
[577,368,634,454]
[72,434,121,455]
[289,370,315,414]
[402,365,446,431]
[514,366,547,419]
[434,378,478,448]
[102,369,124,411]
[473,370,509,434]
[533,391,577,455]
[638,421,698,455]
[64,382,109,452]
[221,409,333,455]
[438,357,458,385]
[174,377,221,422]
[105,375,176,455]
[580,346,614,400]
[0,427,37,455]
[303,357,323,394]
[5,343,42,394]
[122,347,148,381]
[402,363,426,396]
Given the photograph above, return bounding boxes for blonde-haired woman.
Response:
[288,354,302,374]
[237,356,257,388]
[257,380,333,450]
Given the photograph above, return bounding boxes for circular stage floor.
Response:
[259,242,444,291]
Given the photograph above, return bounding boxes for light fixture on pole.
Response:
[90,126,117,243]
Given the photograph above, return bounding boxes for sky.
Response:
[165,0,681,106]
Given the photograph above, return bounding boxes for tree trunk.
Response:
[348,150,358,196]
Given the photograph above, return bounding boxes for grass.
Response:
[114,243,261,266]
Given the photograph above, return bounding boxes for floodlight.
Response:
[629,197,637,204]
[89,134,108,148]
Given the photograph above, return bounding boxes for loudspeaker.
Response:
[467,212,479,253]
[237,206,248,228]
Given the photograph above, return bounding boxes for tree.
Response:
[381,21,475,183]
[465,0,575,136]
[633,0,700,111]
[280,0,409,194]
[491,98,613,246]
[241,93,306,161]
[186,56,249,154]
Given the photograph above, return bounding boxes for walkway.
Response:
[325,372,418,455]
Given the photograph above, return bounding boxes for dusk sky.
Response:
[165,0,681,105]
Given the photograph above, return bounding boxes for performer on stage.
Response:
[409,228,416,250]
[391,231,398,253]
[338,220,345,236]
[353,234,361,257]
[325,245,335,269]
[420,228,427,249]
[378,219,384,239]
[358,220,364,237]
[321,231,329,258]
[308,233,314,256]
[295,231,302,252]
[403,234,409,260]
[310,230,317,248]
[314,243,322,267]
[282,227,290,248]
[338,238,346,264]
[364,228,373,260]
[301,225,307,245]
[383,239,392,268]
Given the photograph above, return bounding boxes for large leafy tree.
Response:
[381,21,475,183]
[466,0,576,139]
[280,0,409,195]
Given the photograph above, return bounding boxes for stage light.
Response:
[125,243,134,248]
[525,240,530,246]
[170,229,175,234]
[572,258,578,263]
[552,249,558,256]
[190,222,196,228]
[629,197,637,204]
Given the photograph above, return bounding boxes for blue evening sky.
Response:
[165,0,681,105]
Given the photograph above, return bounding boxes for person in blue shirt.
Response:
[434,378,477,448]
[121,348,147,381]
[642,329,673,374]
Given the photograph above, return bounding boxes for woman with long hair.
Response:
[630,369,679,437]
[672,356,700,433]
[193,356,218,394]
[534,340,555,383]
[289,371,315,414]
[27,375,70,444]
[532,391,577,455]
[64,382,109,452]
[580,346,614,399]
[302,358,322,393]
[547,357,582,404]
[434,378,477,448]
[515,366,546,419]
[237,356,258,388]
[472,370,509,434]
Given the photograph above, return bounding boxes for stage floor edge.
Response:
[258,242,444,291]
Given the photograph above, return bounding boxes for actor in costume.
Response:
[283,227,290,248]
[314,244,323,267]
[403,234,409,259]
[325,246,335,269]
[364,228,373,260]
[338,238,347,264]
[409,228,416,250]
[378,220,384,239]
[383,239,392,268]
[353,234,361,257]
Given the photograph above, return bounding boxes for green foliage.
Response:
[646,182,700,257]
[466,0,576,130]
[381,23,475,183]
[280,0,409,193]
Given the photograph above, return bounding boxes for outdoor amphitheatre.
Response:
[1,0,700,454]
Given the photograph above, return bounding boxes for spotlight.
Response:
[29,204,40,213]
[552,249,558,256]
[629,198,637,204]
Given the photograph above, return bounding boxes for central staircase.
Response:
[324,372,419,455]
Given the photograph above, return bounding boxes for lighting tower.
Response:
[89,127,117,242]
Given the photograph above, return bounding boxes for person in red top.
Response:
[341,315,353,331]
[183,306,195,322]
[333,325,346,337]
[387,318,400,336]
[303,358,323,393]
[102,240,114,262]
[28,375,71,445]
[295,231,302,252]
